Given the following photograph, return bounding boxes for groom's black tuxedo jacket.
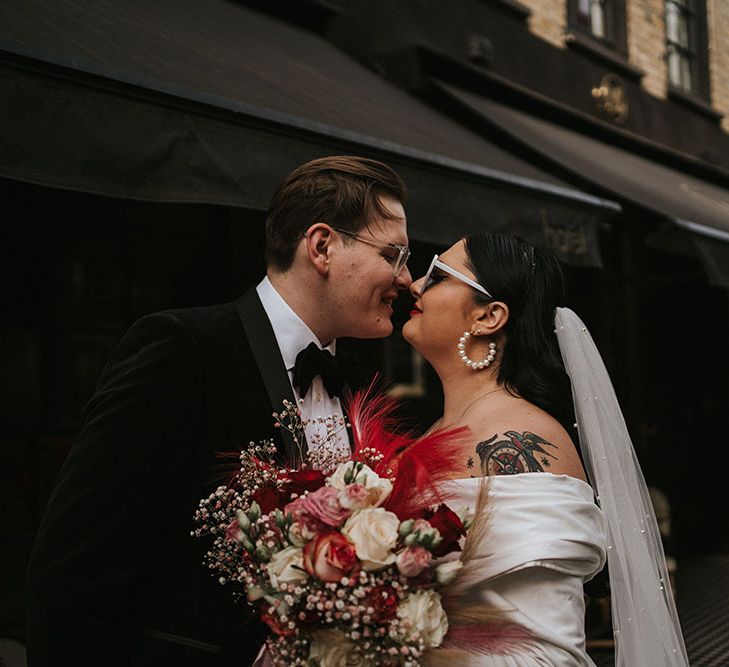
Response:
[26,289,346,666]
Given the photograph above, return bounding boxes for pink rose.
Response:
[284,495,307,519]
[396,546,432,578]
[413,519,433,533]
[225,518,243,543]
[301,486,350,527]
[303,532,360,582]
[284,496,325,541]
[338,483,370,510]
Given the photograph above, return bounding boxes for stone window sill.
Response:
[668,85,723,121]
[565,31,644,81]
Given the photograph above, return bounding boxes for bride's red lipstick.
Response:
[410,305,423,316]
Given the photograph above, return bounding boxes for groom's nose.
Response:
[395,264,413,289]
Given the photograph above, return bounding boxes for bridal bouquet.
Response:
[194,391,525,666]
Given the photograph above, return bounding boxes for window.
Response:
[576,0,607,39]
[666,0,694,91]
[665,0,710,99]
[568,0,627,52]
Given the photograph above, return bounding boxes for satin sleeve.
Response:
[447,473,606,582]
[438,474,607,666]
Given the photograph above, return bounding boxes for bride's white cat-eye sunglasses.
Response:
[422,254,493,298]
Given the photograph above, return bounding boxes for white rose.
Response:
[397,590,449,648]
[328,462,392,507]
[327,462,357,490]
[309,630,370,667]
[342,508,399,571]
[267,546,307,589]
[287,522,306,547]
[434,559,463,585]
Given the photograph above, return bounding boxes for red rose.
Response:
[284,469,325,500]
[261,605,295,636]
[367,584,399,621]
[424,504,466,557]
[303,531,360,582]
[250,484,282,515]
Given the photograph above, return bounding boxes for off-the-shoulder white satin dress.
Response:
[439,473,607,666]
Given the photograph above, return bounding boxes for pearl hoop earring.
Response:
[458,331,497,369]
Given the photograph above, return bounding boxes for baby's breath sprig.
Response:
[356,446,385,469]
[305,413,350,474]
[272,399,307,466]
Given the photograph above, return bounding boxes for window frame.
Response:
[665,0,711,102]
[567,0,628,54]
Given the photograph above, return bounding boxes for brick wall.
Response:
[521,0,670,98]
[521,0,728,134]
[626,0,668,98]
[520,0,566,48]
[707,0,729,133]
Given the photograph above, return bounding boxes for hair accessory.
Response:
[458,331,496,369]
[527,246,536,271]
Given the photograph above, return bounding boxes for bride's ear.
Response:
[472,301,509,335]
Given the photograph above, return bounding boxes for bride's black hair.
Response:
[464,232,574,430]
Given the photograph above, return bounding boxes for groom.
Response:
[26,156,411,666]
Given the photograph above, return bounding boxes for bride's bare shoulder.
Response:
[467,403,587,482]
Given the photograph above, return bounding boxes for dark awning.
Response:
[645,222,729,289]
[433,80,729,284]
[0,0,616,257]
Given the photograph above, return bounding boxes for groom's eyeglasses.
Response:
[331,227,411,276]
[422,254,492,298]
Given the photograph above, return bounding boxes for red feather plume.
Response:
[345,379,473,520]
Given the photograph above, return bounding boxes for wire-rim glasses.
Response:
[331,227,410,276]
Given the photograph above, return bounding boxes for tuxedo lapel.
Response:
[235,288,299,462]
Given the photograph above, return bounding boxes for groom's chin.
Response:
[350,318,394,340]
[372,318,394,338]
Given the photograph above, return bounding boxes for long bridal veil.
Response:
[555,308,688,667]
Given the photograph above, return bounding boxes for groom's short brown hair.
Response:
[264,156,407,271]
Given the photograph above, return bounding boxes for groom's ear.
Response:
[474,301,509,335]
[303,223,334,276]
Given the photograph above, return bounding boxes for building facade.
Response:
[521,0,729,132]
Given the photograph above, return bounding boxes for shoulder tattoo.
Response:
[475,431,558,476]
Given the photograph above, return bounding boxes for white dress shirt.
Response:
[256,277,351,463]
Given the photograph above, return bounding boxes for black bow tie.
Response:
[292,342,349,399]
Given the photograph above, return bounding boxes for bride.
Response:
[402,233,688,666]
